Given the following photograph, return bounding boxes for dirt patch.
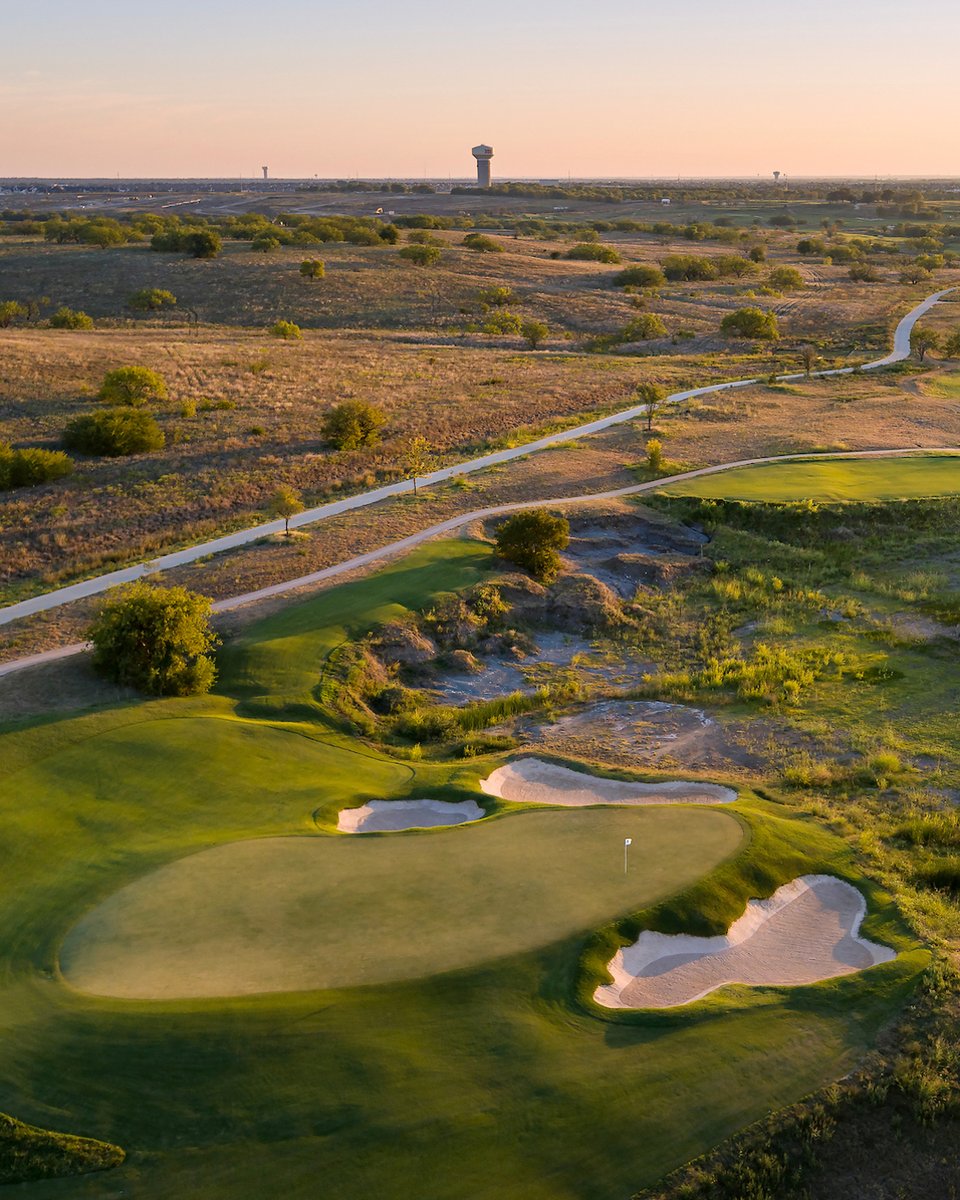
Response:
[481,757,736,806]
[596,875,895,1010]
[337,798,484,833]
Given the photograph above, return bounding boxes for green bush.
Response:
[49,307,94,329]
[521,320,549,348]
[463,233,504,253]
[914,859,960,895]
[565,243,620,263]
[767,266,805,291]
[88,582,219,696]
[494,509,570,582]
[661,254,718,281]
[182,229,221,259]
[0,443,73,491]
[612,264,666,288]
[476,286,513,307]
[269,319,302,340]
[299,259,325,279]
[0,300,28,327]
[720,307,780,340]
[399,244,442,266]
[62,409,165,457]
[484,310,523,336]
[98,366,168,406]
[321,400,386,450]
[622,313,668,340]
[128,288,177,312]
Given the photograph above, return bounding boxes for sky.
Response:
[3,0,959,179]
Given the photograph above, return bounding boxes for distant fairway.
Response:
[660,454,960,503]
[61,808,744,999]
[919,371,960,400]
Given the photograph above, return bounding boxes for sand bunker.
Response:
[481,757,736,806]
[337,798,484,833]
[595,875,896,1009]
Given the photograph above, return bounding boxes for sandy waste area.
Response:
[481,757,736,806]
[595,874,896,1009]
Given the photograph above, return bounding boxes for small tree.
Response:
[88,582,219,696]
[767,266,805,291]
[299,259,325,279]
[720,308,779,340]
[322,400,386,450]
[494,510,570,583]
[0,444,73,491]
[0,301,28,328]
[181,230,221,259]
[612,264,666,288]
[404,435,434,495]
[636,381,668,431]
[463,233,504,253]
[50,307,94,329]
[646,438,664,473]
[910,327,940,362]
[128,288,177,312]
[98,366,168,406]
[484,310,522,336]
[521,320,549,349]
[943,331,960,359]
[269,485,305,534]
[799,344,819,375]
[270,319,302,340]
[399,244,442,267]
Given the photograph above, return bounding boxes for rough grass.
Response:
[0,1114,123,1185]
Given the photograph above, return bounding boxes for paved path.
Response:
[0,286,954,679]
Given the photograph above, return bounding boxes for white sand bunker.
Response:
[595,874,896,1010]
[337,798,484,833]
[481,757,736,807]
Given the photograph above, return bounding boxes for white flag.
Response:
[624,838,632,846]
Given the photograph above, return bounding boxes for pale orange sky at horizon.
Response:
[4,0,959,179]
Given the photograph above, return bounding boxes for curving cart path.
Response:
[0,287,955,679]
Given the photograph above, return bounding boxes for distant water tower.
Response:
[262,166,269,181]
[773,170,781,183]
[472,144,493,188]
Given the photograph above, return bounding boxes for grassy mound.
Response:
[660,454,960,502]
[0,1112,123,1184]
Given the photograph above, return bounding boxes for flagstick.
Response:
[624,837,632,875]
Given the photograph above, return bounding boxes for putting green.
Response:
[660,454,960,502]
[61,808,744,999]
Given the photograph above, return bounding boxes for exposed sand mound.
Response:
[595,875,896,1010]
[481,757,736,806]
[338,798,484,833]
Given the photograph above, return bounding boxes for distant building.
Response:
[660,197,671,206]
[472,144,494,188]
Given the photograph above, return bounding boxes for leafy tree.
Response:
[476,286,513,308]
[322,400,386,450]
[484,310,523,336]
[943,331,960,359]
[269,485,305,534]
[715,255,759,279]
[98,366,168,406]
[251,235,281,252]
[799,344,820,375]
[646,438,664,472]
[796,238,827,255]
[636,381,668,431]
[181,229,221,259]
[404,435,434,495]
[623,314,668,341]
[299,259,325,279]
[720,307,779,340]
[128,288,177,311]
[612,264,666,288]
[49,307,94,329]
[63,409,165,456]
[0,301,27,328]
[748,245,767,263]
[88,582,219,696]
[521,320,549,349]
[910,327,940,362]
[494,509,570,583]
[848,263,881,283]
[660,255,717,281]
[378,224,400,244]
[767,266,805,291]
[0,443,73,491]
[900,264,933,286]
[463,233,504,253]
[565,243,620,263]
[270,319,302,340]
[399,244,442,266]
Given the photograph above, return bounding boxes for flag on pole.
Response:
[624,838,632,846]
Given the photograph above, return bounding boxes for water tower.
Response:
[773,170,781,184]
[262,166,269,181]
[472,144,493,188]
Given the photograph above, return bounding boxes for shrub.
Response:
[251,236,281,252]
[521,320,549,348]
[848,263,881,283]
[914,859,960,896]
[63,409,165,456]
[767,266,805,291]
[0,300,28,327]
[484,310,522,336]
[463,233,504,253]
[0,443,73,491]
[720,307,780,340]
[646,438,664,471]
[494,509,570,582]
[476,286,513,307]
[398,244,442,266]
[612,264,666,288]
[49,307,94,329]
[88,582,219,696]
[322,400,386,450]
[299,259,325,279]
[269,319,302,340]
[622,313,668,340]
[98,366,168,406]
[128,288,176,312]
[181,229,221,259]
[565,243,620,263]
[661,254,717,281]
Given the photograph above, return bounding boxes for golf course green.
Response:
[0,539,925,1198]
[660,453,960,502]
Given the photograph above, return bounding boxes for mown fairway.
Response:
[661,453,960,502]
[0,539,924,1198]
